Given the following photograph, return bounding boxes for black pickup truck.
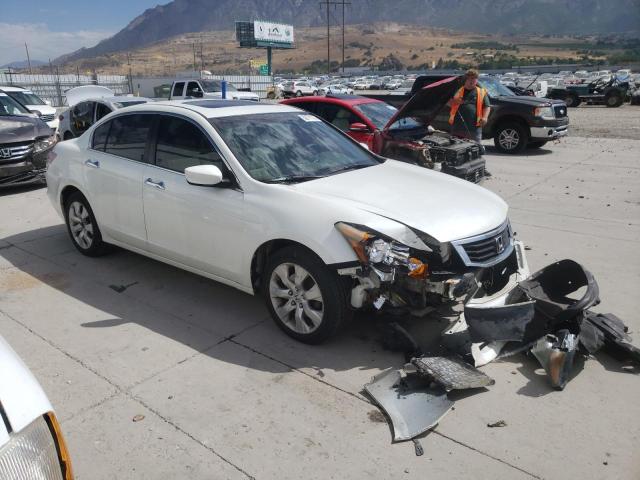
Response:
[364,74,569,153]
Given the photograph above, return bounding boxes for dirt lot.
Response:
[0,135,639,479]
[568,104,640,140]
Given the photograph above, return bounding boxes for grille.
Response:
[0,142,33,162]
[553,105,568,118]
[40,114,55,122]
[465,166,485,183]
[452,222,513,267]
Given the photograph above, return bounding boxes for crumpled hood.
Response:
[384,75,462,131]
[296,160,508,243]
[0,116,51,143]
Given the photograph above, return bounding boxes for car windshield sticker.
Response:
[299,114,321,122]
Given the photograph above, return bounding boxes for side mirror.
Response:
[349,122,370,132]
[185,164,224,186]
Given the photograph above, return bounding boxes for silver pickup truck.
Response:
[169,79,260,101]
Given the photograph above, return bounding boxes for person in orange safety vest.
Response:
[446,69,491,153]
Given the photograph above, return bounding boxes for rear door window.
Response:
[95,102,112,121]
[104,114,154,162]
[172,82,185,97]
[72,101,95,134]
[154,115,227,174]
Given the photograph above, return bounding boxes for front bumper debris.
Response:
[363,369,453,442]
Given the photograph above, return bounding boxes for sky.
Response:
[1,0,163,65]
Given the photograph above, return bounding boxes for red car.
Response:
[281,78,486,182]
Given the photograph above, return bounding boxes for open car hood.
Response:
[383,76,462,132]
[65,85,114,107]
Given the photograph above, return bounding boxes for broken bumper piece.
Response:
[364,369,453,442]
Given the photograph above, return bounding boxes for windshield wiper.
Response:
[264,174,326,184]
[328,164,375,176]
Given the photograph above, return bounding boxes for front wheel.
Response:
[494,122,528,153]
[262,246,350,344]
[312,90,318,96]
[295,90,303,97]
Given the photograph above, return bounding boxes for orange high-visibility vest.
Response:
[449,86,487,126]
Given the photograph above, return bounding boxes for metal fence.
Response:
[0,71,131,107]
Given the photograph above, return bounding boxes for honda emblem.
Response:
[495,235,505,254]
[0,148,11,159]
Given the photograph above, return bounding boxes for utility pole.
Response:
[24,43,32,74]
[192,43,197,73]
[320,0,351,74]
[126,53,134,94]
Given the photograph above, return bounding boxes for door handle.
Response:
[144,178,165,190]
[84,159,100,168]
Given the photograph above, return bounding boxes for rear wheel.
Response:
[64,192,110,257]
[528,140,548,149]
[494,122,528,154]
[295,90,303,97]
[262,246,350,344]
[605,91,623,107]
[565,93,581,107]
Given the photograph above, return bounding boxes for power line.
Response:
[320,0,351,74]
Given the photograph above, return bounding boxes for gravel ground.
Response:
[567,103,640,140]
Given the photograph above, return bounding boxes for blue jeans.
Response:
[452,127,485,154]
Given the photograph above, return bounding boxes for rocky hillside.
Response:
[56,0,640,63]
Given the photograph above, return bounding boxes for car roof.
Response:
[125,99,301,118]
[281,94,380,107]
[0,86,28,92]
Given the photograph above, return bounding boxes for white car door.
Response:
[142,114,247,282]
[84,113,154,249]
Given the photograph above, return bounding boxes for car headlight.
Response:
[33,135,57,154]
[533,106,554,119]
[0,413,73,480]
[335,222,428,278]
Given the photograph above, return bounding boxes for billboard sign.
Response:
[253,21,294,45]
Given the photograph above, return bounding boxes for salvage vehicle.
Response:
[363,74,569,153]
[2,85,59,132]
[1,92,56,187]
[168,79,260,102]
[58,85,153,141]
[47,100,527,344]
[280,80,319,98]
[546,75,629,107]
[0,334,74,479]
[282,89,485,183]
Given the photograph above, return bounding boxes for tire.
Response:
[494,122,529,154]
[295,90,303,97]
[565,93,581,107]
[63,131,74,140]
[528,141,548,149]
[312,90,318,96]
[605,92,623,108]
[266,92,276,100]
[262,246,350,344]
[63,191,110,257]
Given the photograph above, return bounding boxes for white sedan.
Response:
[47,100,526,343]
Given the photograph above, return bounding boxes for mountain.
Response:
[56,0,640,63]
[1,60,47,69]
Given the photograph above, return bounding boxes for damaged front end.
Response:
[335,219,528,317]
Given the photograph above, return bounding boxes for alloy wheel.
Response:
[498,128,520,151]
[68,201,94,249]
[269,263,324,334]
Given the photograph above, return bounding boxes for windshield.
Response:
[354,102,422,130]
[210,112,380,183]
[478,77,515,97]
[8,91,46,106]
[0,93,32,116]
[201,80,238,93]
